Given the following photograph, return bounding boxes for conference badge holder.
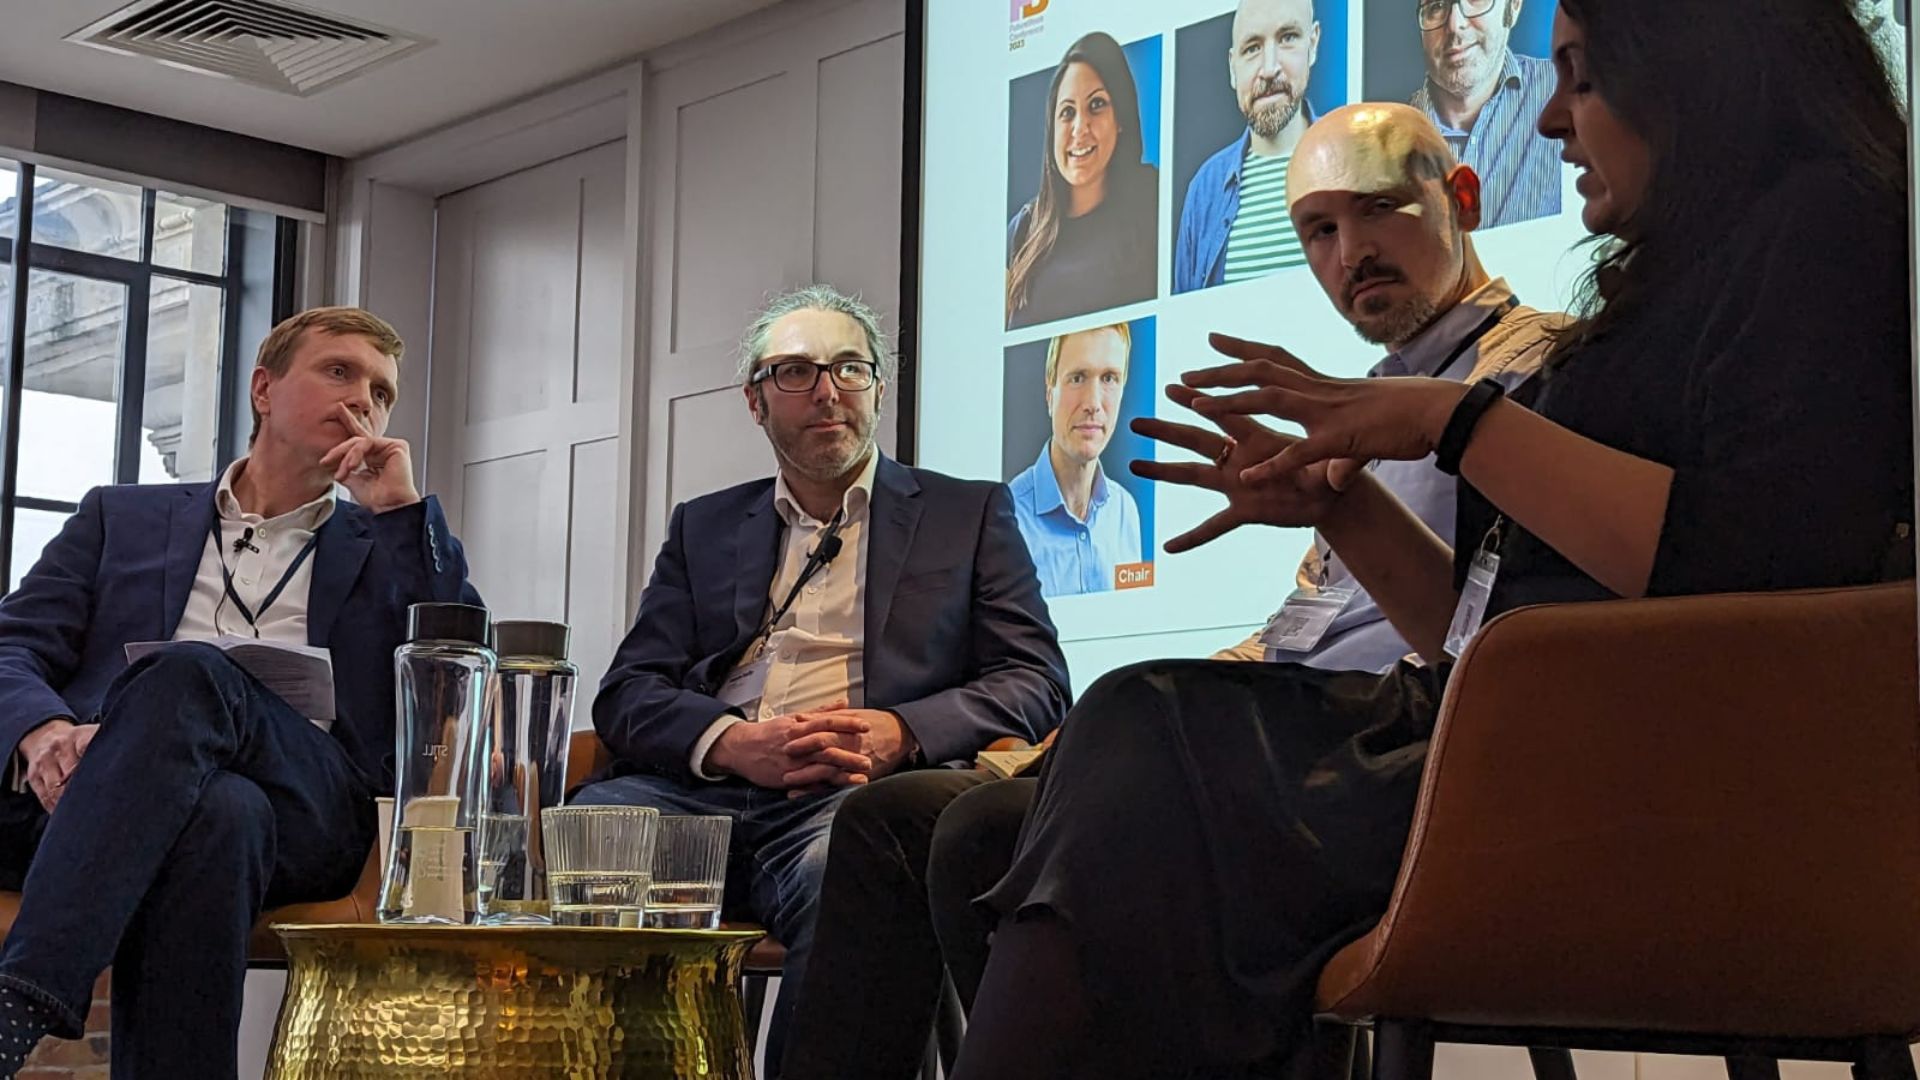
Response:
[1444,519,1505,660]
[717,640,773,710]
[1258,584,1356,654]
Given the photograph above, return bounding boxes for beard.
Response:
[1431,43,1499,99]
[766,400,878,484]
[1353,293,1442,347]
[1243,78,1304,140]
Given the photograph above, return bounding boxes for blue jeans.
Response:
[572,772,853,1077]
[0,645,375,1080]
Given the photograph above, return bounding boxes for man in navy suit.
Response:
[577,285,1070,1075]
[0,308,478,1079]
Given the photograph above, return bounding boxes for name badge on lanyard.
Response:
[1444,518,1505,659]
[717,639,774,711]
[1259,583,1357,653]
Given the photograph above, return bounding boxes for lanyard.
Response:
[1335,299,1519,585]
[751,511,848,654]
[213,519,321,636]
[1429,297,1518,382]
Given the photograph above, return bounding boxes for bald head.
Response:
[1283,103,1488,349]
[1287,103,1456,212]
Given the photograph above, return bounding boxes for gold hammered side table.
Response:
[266,923,764,1079]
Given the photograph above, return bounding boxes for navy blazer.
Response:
[0,483,480,788]
[595,456,1071,783]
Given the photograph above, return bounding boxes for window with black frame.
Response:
[0,159,294,593]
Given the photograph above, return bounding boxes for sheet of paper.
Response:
[975,748,1044,780]
[124,637,336,722]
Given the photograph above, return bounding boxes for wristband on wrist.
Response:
[1434,379,1507,476]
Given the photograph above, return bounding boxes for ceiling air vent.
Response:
[66,0,431,97]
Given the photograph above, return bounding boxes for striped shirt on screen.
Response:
[1223,149,1303,283]
[1411,49,1563,228]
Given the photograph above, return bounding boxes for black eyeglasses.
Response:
[750,358,880,394]
[1418,0,1498,30]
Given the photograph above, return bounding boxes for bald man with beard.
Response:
[780,104,1567,1080]
[1175,0,1325,293]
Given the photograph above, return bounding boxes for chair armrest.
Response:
[1318,583,1920,1038]
[566,729,612,793]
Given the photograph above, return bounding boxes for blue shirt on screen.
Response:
[1008,443,1144,599]
[1174,111,1317,295]
[1411,50,1563,229]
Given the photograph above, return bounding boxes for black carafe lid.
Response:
[406,602,491,646]
[492,620,570,660]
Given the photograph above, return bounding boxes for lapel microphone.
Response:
[232,527,260,555]
[809,521,846,567]
[749,512,849,654]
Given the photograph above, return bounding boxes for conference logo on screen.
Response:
[1009,0,1046,50]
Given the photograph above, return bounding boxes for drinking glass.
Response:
[541,806,658,927]
[645,815,731,929]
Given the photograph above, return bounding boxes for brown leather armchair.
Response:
[1314,583,1920,1080]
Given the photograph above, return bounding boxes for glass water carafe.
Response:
[379,602,495,925]
[478,619,578,923]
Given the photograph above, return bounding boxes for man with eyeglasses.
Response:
[574,284,1070,1079]
[1406,0,1562,227]
[1175,0,1324,294]
[1007,322,1143,597]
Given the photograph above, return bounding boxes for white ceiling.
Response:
[0,0,783,158]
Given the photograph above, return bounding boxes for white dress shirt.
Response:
[690,453,877,780]
[173,458,342,730]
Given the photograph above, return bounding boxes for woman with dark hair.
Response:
[1006,32,1160,331]
[953,0,1915,1076]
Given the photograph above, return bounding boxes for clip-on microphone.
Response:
[232,526,260,555]
[749,513,848,649]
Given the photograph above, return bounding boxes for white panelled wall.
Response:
[427,139,629,693]
[239,2,1920,1078]
[638,0,904,582]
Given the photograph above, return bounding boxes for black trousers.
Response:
[781,769,1038,1080]
[979,659,1445,1074]
[0,645,376,1080]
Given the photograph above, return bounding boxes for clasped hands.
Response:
[1129,333,1470,550]
[18,718,99,814]
[705,701,917,796]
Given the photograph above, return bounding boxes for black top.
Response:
[1006,164,1159,331]
[1458,160,1916,615]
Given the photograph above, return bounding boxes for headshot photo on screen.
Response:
[1172,0,1351,296]
[1005,32,1163,333]
[1362,0,1562,228]
[1001,318,1157,599]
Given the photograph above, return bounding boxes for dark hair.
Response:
[1006,32,1151,324]
[1549,0,1908,362]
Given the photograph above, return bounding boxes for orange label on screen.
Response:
[1022,0,1049,16]
[1114,562,1155,590]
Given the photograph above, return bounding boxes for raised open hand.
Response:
[1183,333,1465,486]
[1130,384,1347,553]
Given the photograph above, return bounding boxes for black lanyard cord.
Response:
[750,512,848,653]
[212,520,321,637]
[1429,298,1518,383]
